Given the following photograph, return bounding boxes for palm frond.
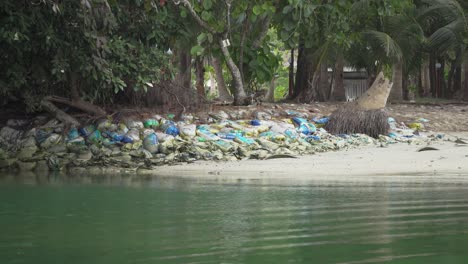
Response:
[428,19,465,53]
[363,30,403,61]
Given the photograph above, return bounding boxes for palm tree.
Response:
[417,0,467,98]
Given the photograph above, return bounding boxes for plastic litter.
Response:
[126,129,141,142]
[35,129,52,143]
[180,124,196,137]
[103,131,124,142]
[125,120,144,130]
[214,140,233,152]
[87,130,102,144]
[161,121,179,136]
[97,120,112,131]
[250,120,261,126]
[144,119,159,129]
[143,133,159,154]
[313,117,329,124]
[408,123,424,130]
[67,128,80,141]
[197,128,220,141]
[234,136,256,145]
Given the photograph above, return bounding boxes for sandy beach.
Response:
[148,134,468,182]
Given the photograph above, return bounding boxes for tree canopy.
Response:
[1,0,467,111]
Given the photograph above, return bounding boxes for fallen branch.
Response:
[40,99,80,127]
[46,96,107,116]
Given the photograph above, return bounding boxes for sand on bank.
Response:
[147,134,468,182]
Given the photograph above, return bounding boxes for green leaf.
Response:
[203,0,212,10]
[180,9,187,18]
[201,11,212,21]
[190,45,204,56]
[207,33,213,43]
[197,33,207,43]
[252,5,262,16]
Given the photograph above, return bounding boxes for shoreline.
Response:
[137,138,468,181]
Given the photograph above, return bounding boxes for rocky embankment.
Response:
[0,104,452,174]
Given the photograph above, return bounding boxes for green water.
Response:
[1,173,468,264]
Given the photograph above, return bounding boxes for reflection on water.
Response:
[1,172,468,264]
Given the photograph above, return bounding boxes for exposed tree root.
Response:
[325,105,389,138]
[40,99,80,127]
[46,96,107,116]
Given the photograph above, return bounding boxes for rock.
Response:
[0,148,8,160]
[20,137,37,148]
[35,160,50,171]
[40,134,62,149]
[46,156,63,171]
[16,146,38,160]
[47,144,67,154]
[7,119,30,127]
[112,154,132,163]
[77,150,93,161]
[0,127,23,149]
[0,158,17,169]
[16,161,37,171]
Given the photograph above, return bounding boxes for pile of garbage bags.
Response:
[0,109,441,172]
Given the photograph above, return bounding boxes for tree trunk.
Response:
[177,50,192,89]
[195,57,205,97]
[421,61,431,97]
[389,61,403,102]
[212,56,232,101]
[265,76,276,103]
[429,54,436,97]
[294,43,314,99]
[357,72,393,110]
[402,74,408,100]
[70,71,80,101]
[464,55,468,101]
[66,70,106,116]
[288,49,295,99]
[447,62,456,94]
[438,60,446,98]
[453,66,462,96]
[319,63,329,101]
[219,38,247,105]
[332,54,345,101]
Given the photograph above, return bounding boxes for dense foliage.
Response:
[0,0,176,109]
[0,0,467,110]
